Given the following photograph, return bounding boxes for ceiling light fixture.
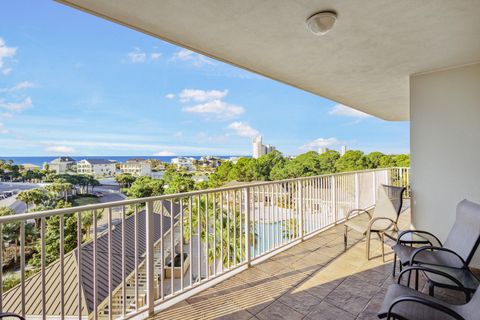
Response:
[306,11,337,36]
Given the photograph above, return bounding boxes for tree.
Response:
[163,171,195,194]
[393,154,410,167]
[208,161,233,187]
[317,150,340,173]
[30,214,78,268]
[366,152,385,169]
[256,150,285,181]
[0,207,37,264]
[378,155,395,168]
[115,173,137,189]
[334,150,368,172]
[127,176,164,198]
[227,158,258,182]
[16,188,49,212]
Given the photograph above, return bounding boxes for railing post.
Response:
[372,171,377,203]
[297,180,304,240]
[244,187,251,267]
[354,172,359,209]
[331,176,337,224]
[145,200,155,316]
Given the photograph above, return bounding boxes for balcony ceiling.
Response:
[58,0,480,120]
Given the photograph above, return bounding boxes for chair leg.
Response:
[415,269,419,290]
[392,253,397,276]
[381,232,385,263]
[344,225,348,251]
[366,231,371,260]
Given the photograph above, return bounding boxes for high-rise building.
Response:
[318,147,327,154]
[252,136,276,158]
[252,136,263,159]
[340,145,347,156]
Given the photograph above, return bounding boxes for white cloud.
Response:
[227,121,259,138]
[165,93,176,99]
[127,48,162,63]
[183,99,244,120]
[0,81,35,92]
[328,104,371,118]
[174,131,183,138]
[172,49,214,67]
[179,89,228,102]
[0,97,32,111]
[127,48,147,63]
[0,38,16,73]
[150,52,161,60]
[153,151,175,156]
[0,123,8,134]
[301,137,341,150]
[45,145,75,154]
[0,112,13,119]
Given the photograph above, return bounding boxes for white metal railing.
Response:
[0,167,409,319]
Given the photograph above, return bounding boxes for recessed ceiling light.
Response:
[306,11,337,36]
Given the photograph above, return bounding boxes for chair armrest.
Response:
[387,296,465,320]
[410,246,467,268]
[367,216,395,231]
[397,266,466,291]
[0,313,26,320]
[346,208,371,221]
[397,230,443,246]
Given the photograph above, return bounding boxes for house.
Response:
[46,157,76,174]
[120,158,152,177]
[76,159,116,177]
[1,201,179,318]
[171,157,195,171]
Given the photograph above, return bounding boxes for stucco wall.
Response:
[410,63,480,265]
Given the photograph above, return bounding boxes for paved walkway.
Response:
[149,209,465,319]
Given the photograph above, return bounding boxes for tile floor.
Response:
[149,209,468,319]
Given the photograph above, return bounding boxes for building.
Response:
[252,136,276,159]
[120,158,152,177]
[340,145,347,156]
[318,147,327,154]
[252,136,263,159]
[1,201,178,318]
[45,157,76,174]
[76,159,116,177]
[171,157,195,171]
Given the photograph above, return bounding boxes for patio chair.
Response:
[344,184,405,260]
[392,199,480,295]
[378,266,479,319]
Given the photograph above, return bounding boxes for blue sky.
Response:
[0,1,409,157]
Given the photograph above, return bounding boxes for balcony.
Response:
[0,168,411,319]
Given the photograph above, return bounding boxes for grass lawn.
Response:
[72,196,100,207]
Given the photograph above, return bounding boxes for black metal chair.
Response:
[391,199,480,298]
[0,313,25,320]
[378,266,479,320]
[344,184,405,260]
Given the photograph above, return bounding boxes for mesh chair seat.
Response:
[392,244,465,269]
[378,284,460,320]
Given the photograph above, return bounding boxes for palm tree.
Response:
[182,194,256,274]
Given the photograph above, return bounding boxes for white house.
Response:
[76,159,116,177]
[46,157,76,174]
[171,157,195,171]
[120,158,152,177]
